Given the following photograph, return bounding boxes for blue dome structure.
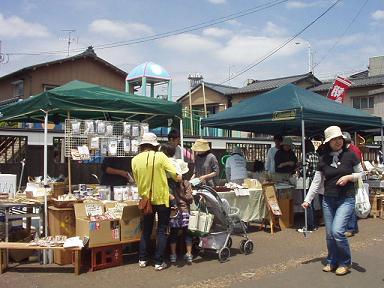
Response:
[126,62,172,100]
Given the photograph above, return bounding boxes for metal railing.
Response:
[0,136,27,164]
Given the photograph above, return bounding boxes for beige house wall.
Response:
[0,59,126,102]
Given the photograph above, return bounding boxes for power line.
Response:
[6,0,287,57]
[313,0,369,70]
[220,0,342,84]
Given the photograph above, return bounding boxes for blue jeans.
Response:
[139,205,170,265]
[346,211,358,233]
[322,196,355,267]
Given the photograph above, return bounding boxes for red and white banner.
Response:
[327,76,353,103]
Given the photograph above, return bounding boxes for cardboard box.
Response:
[105,202,141,242]
[74,203,120,248]
[48,206,75,265]
[105,201,157,243]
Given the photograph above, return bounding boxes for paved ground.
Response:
[0,217,383,288]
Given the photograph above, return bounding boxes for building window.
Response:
[43,84,58,91]
[12,80,24,97]
[352,96,374,109]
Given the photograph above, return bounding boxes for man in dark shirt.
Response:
[101,157,134,188]
[275,137,298,174]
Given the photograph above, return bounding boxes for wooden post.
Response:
[67,112,72,194]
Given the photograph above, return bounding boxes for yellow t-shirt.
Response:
[132,150,178,207]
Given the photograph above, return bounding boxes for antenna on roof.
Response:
[60,30,77,56]
[0,41,9,66]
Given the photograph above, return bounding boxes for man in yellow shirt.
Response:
[132,132,180,271]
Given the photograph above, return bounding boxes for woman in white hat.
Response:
[302,126,363,276]
[190,139,219,187]
[132,132,181,271]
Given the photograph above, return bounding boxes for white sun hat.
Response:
[323,126,346,143]
[139,132,159,146]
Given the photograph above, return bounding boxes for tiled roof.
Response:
[176,82,238,102]
[311,74,384,92]
[226,72,321,95]
[0,46,127,80]
[204,82,239,94]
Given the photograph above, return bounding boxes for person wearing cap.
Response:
[225,146,248,185]
[190,139,219,187]
[343,132,362,238]
[132,132,181,271]
[274,137,298,174]
[302,126,363,276]
[265,135,283,173]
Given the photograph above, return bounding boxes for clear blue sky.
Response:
[0,0,383,98]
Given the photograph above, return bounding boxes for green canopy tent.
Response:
[0,80,181,126]
[202,83,383,236]
[0,80,182,247]
[201,83,382,136]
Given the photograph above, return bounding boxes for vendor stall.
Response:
[202,84,383,230]
[0,80,182,267]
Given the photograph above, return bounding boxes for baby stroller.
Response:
[192,185,254,262]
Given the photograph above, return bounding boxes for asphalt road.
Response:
[0,217,383,288]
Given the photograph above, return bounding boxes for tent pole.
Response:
[43,110,48,264]
[301,118,308,238]
[381,126,384,161]
[67,112,72,193]
[179,118,184,161]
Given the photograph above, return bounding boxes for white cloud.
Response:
[207,0,226,4]
[159,33,221,53]
[0,14,50,38]
[372,10,384,21]
[263,21,285,36]
[202,27,233,38]
[217,35,299,64]
[89,19,153,39]
[286,1,327,9]
[226,19,242,26]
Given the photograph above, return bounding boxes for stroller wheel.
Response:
[243,240,254,255]
[218,247,230,262]
[239,239,247,253]
[226,237,232,249]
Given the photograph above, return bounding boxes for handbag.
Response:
[355,177,371,218]
[138,152,155,215]
[188,200,214,236]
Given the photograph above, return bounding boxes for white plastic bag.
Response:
[355,178,371,218]
[188,209,214,236]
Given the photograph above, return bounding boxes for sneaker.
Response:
[344,231,354,237]
[154,262,167,271]
[335,265,351,276]
[170,254,177,263]
[138,260,148,268]
[184,253,193,264]
[297,228,313,233]
[322,264,337,272]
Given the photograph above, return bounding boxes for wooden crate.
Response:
[278,198,294,228]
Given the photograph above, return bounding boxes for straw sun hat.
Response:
[139,132,160,146]
[191,139,210,152]
[323,126,346,143]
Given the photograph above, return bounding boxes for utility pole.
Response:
[61,30,76,56]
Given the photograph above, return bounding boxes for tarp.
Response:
[0,80,181,127]
[201,84,382,136]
